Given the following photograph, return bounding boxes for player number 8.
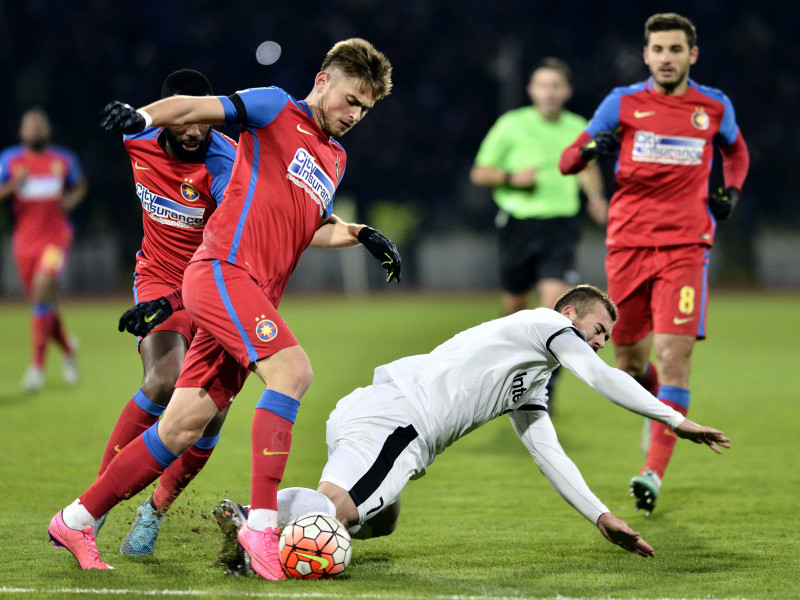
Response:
[679,285,695,315]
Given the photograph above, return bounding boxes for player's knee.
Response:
[141,371,179,406]
[202,407,228,437]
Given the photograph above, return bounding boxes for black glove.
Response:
[358,226,402,283]
[100,101,147,135]
[580,131,620,160]
[708,186,740,220]
[118,296,173,337]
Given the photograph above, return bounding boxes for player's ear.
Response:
[689,45,699,65]
[314,71,331,91]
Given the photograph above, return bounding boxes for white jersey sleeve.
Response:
[509,409,608,524]
[548,330,685,429]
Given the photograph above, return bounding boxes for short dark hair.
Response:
[644,13,697,48]
[161,69,213,99]
[553,284,618,322]
[530,57,572,84]
[321,38,393,100]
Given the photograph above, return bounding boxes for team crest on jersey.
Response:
[136,182,206,229]
[286,148,335,217]
[691,107,710,131]
[334,156,341,180]
[255,319,278,342]
[180,182,200,202]
[50,160,65,176]
[632,131,705,166]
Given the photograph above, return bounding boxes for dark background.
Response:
[1,0,796,287]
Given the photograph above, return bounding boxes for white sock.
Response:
[277,487,337,529]
[246,508,278,531]
[61,499,95,530]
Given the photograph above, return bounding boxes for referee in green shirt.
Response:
[471,57,608,317]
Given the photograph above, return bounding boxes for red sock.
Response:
[250,410,293,510]
[644,399,688,479]
[639,361,660,397]
[52,312,72,354]
[80,436,166,519]
[152,444,215,512]
[32,313,54,368]
[98,398,159,476]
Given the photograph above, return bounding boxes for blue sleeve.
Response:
[206,132,237,206]
[697,84,739,145]
[53,145,84,187]
[0,148,14,183]
[123,126,162,142]
[220,87,290,130]
[585,88,626,136]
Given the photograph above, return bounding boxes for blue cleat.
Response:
[91,513,107,539]
[629,469,661,515]
[119,496,166,555]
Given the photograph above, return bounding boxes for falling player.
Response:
[559,13,749,513]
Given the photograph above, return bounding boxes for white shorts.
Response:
[319,382,430,524]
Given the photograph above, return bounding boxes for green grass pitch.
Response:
[0,291,797,599]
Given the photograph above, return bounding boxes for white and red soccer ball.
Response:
[279,512,352,579]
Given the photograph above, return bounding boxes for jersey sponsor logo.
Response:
[296,124,314,136]
[286,148,335,216]
[255,318,278,342]
[634,110,657,119]
[135,182,207,229]
[17,174,63,201]
[691,107,710,130]
[180,182,200,202]
[632,131,705,166]
[510,371,528,403]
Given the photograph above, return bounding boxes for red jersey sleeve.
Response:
[559,131,593,175]
[720,130,749,192]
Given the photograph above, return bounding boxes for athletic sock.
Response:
[636,361,661,397]
[152,433,219,513]
[97,390,165,476]
[249,390,299,519]
[277,487,337,528]
[51,311,72,354]
[81,422,179,521]
[643,386,690,479]
[32,303,55,368]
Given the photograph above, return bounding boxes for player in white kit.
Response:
[215,284,729,567]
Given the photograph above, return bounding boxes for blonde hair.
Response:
[321,38,393,100]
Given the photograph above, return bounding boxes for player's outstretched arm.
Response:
[596,513,654,558]
[100,96,226,136]
[674,419,731,454]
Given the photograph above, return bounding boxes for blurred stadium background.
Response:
[0,0,797,296]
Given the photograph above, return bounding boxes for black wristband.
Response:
[357,226,376,244]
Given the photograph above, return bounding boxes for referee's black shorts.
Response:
[497,215,581,295]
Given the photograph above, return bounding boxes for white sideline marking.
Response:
[0,591,762,600]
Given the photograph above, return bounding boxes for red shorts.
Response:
[12,231,73,295]
[175,259,299,409]
[133,272,195,344]
[606,245,710,346]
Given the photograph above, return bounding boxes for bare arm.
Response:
[309,214,364,249]
[140,95,227,127]
[61,177,87,213]
[576,162,608,226]
[469,164,536,189]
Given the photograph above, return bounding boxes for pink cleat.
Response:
[48,511,114,570]
[237,523,285,580]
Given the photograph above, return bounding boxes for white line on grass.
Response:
[0,589,764,600]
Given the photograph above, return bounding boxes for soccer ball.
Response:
[279,512,352,579]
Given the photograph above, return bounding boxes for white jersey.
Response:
[376,307,684,460]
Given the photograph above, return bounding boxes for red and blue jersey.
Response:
[193,86,347,305]
[561,78,748,248]
[0,143,82,245]
[123,127,236,285]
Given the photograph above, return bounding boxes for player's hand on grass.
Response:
[674,419,731,454]
[118,296,173,337]
[358,226,402,283]
[596,512,654,557]
[580,131,620,160]
[100,101,147,135]
[708,186,740,220]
